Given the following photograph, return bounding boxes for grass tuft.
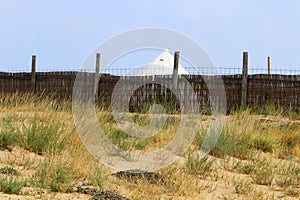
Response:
[0,177,25,194]
[21,115,65,155]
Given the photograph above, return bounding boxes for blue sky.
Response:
[0,0,299,73]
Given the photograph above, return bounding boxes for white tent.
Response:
[136,49,189,76]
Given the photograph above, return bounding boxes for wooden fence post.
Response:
[173,51,179,92]
[241,52,248,108]
[267,56,271,75]
[31,55,36,92]
[94,53,100,100]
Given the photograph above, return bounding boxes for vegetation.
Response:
[0,93,299,199]
[0,177,25,195]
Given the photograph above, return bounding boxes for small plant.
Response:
[132,114,150,127]
[185,154,214,178]
[284,187,300,197]
[21,115,65,155]
[31,161,75,193]
[249,157,275,186]
[107,127,130,150]
[233,179,252,195]
[262,103,282,116]
[0,132,18,150]
[0,177,25,194]
[279,130,300,151]
[0,115,20,149]
[133,139,150,150]
[233,161,254,174]
[50,166,74,193]
[252,135,275,153]
[288,110,300,120]
[276,162,300,188]
[88,166,106,189]
[200,127,251,159]
[276,175,295,188]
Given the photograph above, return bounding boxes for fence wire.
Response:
[0,66,299,111]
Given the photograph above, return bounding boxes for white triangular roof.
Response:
[137,49,189,76]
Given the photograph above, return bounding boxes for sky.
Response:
[0,0,299,73]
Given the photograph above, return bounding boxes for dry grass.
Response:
[0,93,299,199]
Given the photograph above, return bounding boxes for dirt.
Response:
[0,111,300,199]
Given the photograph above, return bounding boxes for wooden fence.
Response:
[0,71,299,111]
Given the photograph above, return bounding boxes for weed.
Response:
[233,161,254,174]
[185,154,214,178]
[0,177,25,194]
[132,114,150,127]
[288,110,300,120]
[50,166,74,193]
[31,160,76,193]
[88,166,106,189]
[249,157,275,186]
[233,179,252,195]
[284,187,300,197]
[21,115,65,155]
[201,127,251,159]
[252,135,275,153]
[275,161,300,188]
[261,103,283,116]
[0,115,20,149]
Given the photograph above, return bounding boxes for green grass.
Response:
[249,157,275,186]
[88,166,107,189]
[0,94,300,199]
[233,179,252,195]
[49,166,75,193]
[0,115,20,149]
[185,155,214,178]
[21,115,65,155]
[197,127,252,160]
[0,177,25,194]
[252,135,275,153]
[31,160,76,193]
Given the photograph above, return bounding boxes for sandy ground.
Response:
[0,111,299,199]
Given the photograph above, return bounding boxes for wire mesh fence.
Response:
[0,65,299,112]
